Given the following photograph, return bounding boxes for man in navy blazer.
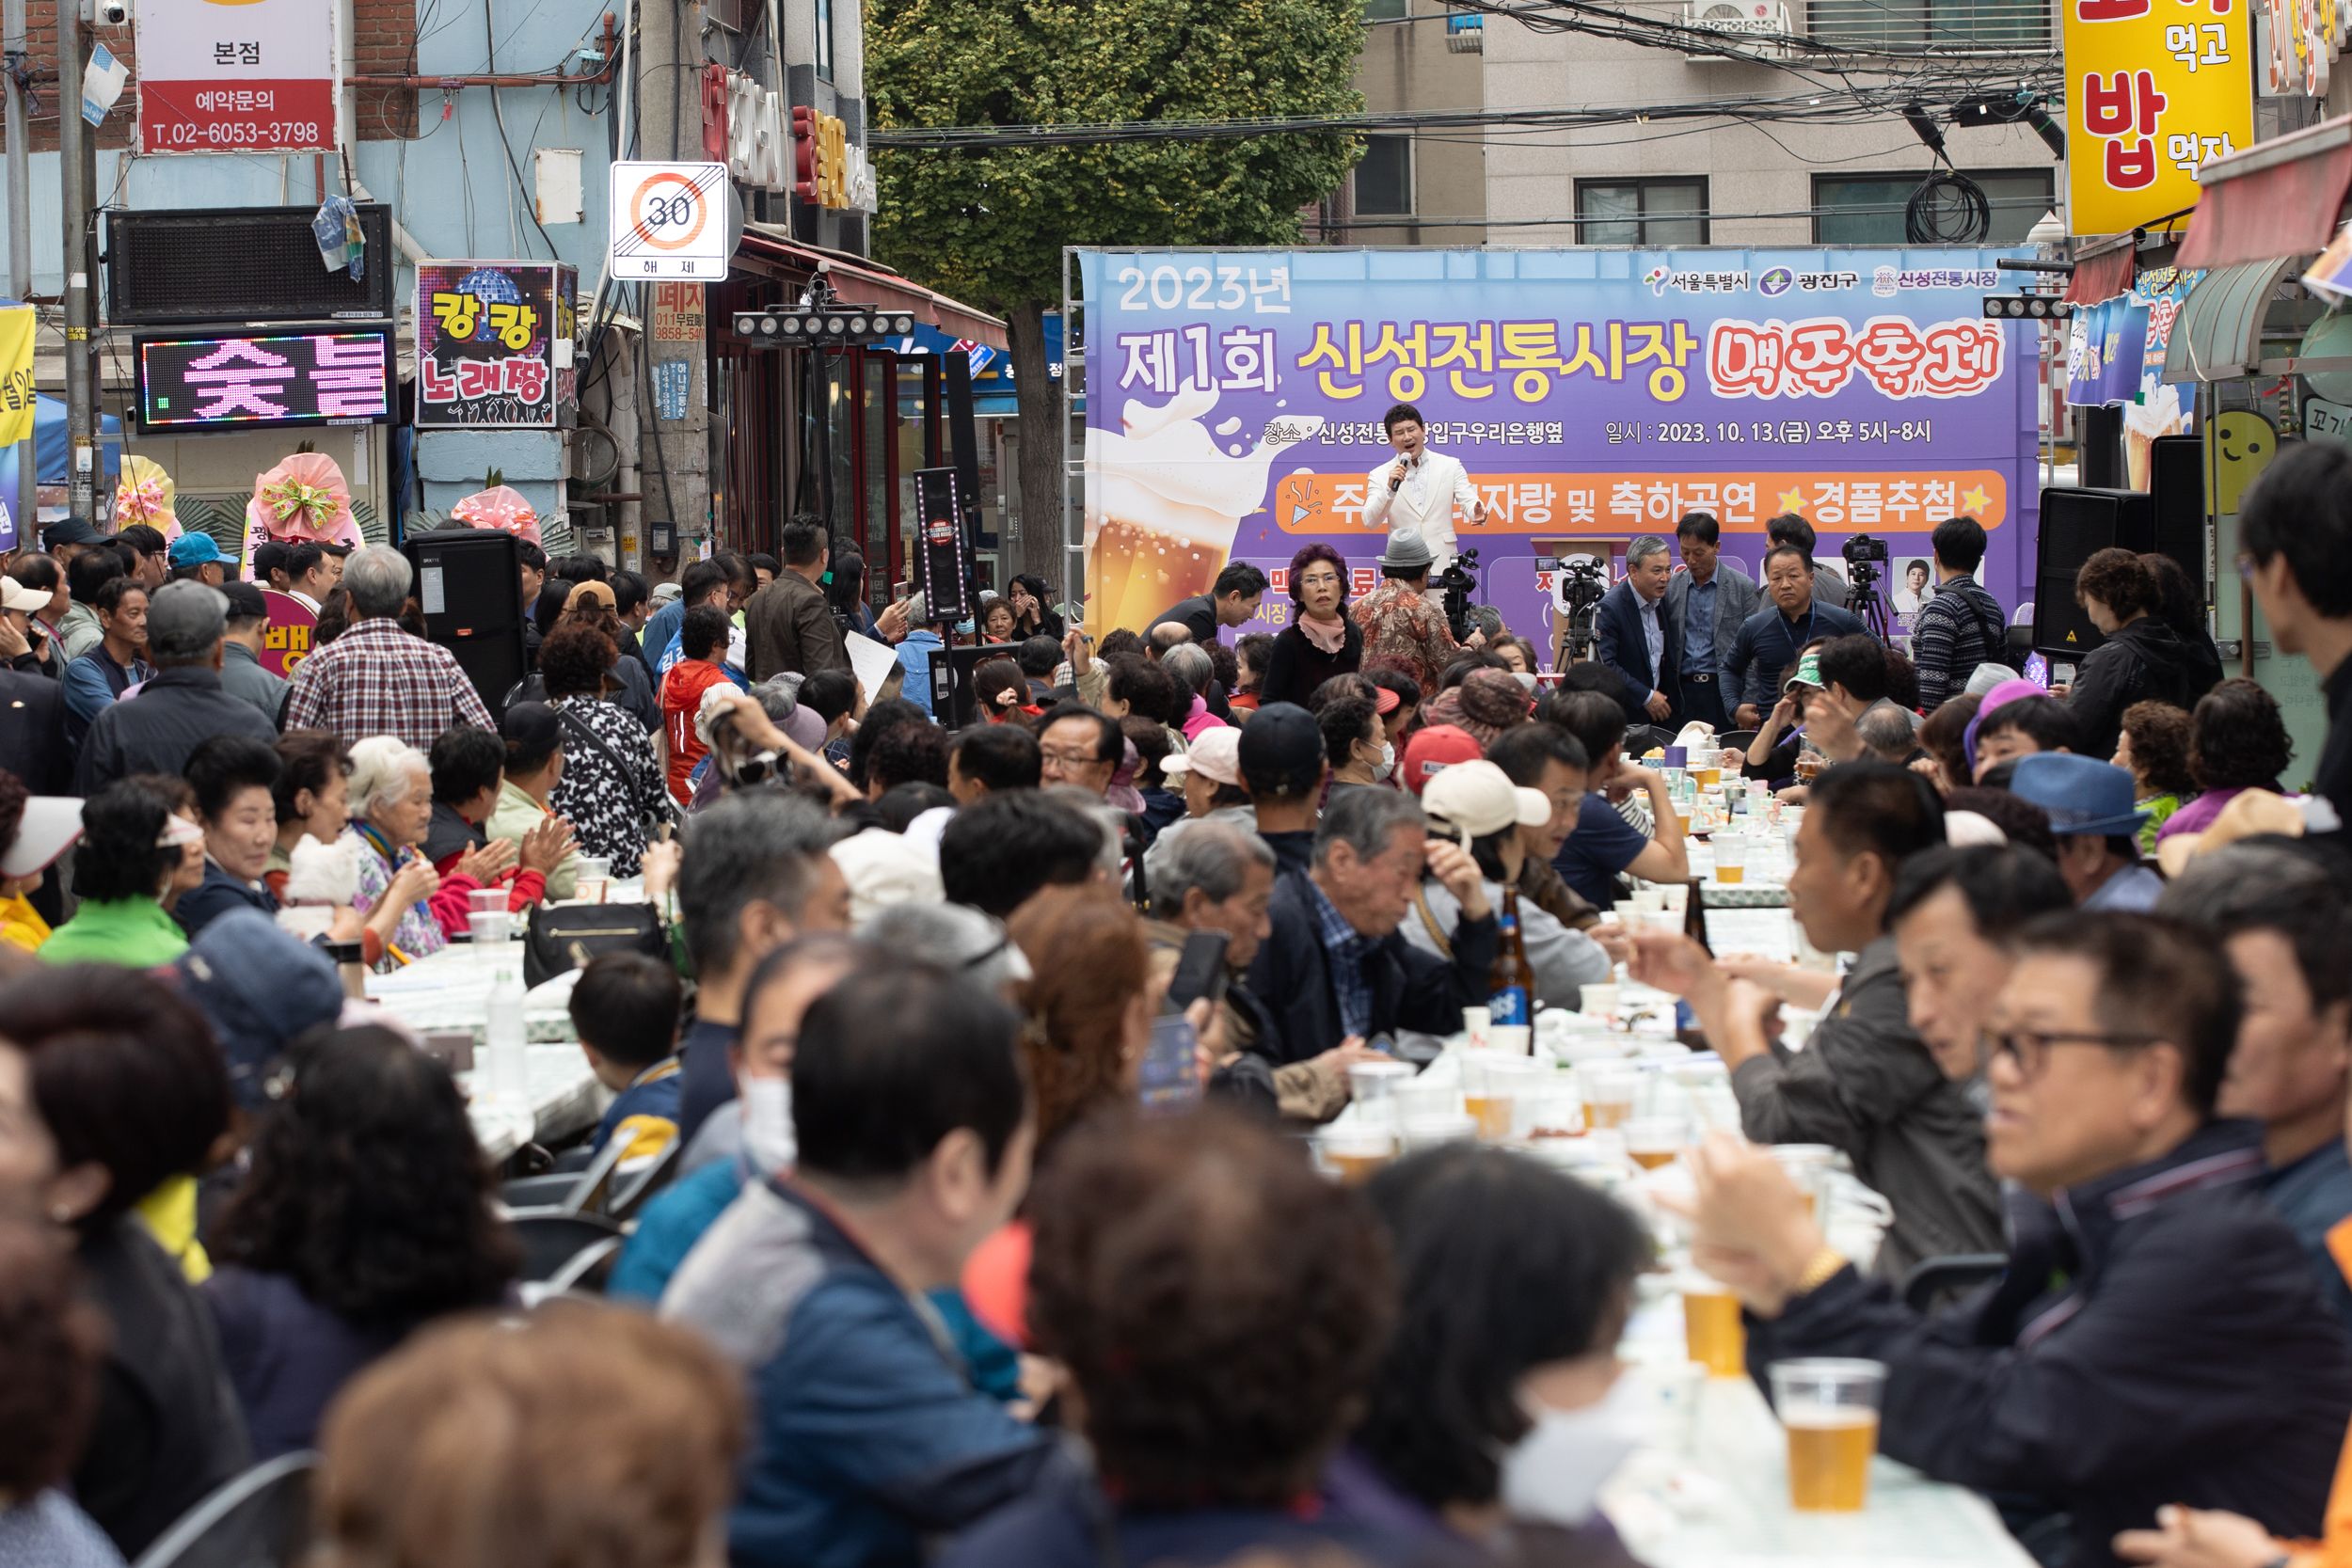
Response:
[1593,535,1679,727]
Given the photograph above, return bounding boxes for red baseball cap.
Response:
[1399,724,1483,797]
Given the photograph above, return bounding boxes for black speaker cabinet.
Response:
[402,528,528,721]
[2034,486,2157,658]
[931,643,1003,729]
[105,205,397,325]
[2149,433,2208,597]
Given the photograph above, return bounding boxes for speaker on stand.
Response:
[401,529,529,722]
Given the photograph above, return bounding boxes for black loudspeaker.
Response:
[2077,404,2125,490]
[105,205,397,325]
[932,643,1001,729]
[402,529,529,721]
[2149,433,2208,595]
[2034,486,2157,657]
[945,354,985,548]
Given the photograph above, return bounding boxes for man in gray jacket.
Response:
[1661,511,1763,735]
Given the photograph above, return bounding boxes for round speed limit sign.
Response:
[608,161,730,279]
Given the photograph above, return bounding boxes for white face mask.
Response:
[741,1076,796,1174]
[1497,1371,1649,1528]
[1375,742,1396,783]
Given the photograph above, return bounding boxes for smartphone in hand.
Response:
[1167,930,1230,1012]
[1138,1013,1203,1114]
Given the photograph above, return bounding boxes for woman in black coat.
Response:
[1260,542,1362,710]
[2065,548,2198,759]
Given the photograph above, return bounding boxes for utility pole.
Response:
[638,0,710,558]
[58,0,95,531]
[4,0,29,543]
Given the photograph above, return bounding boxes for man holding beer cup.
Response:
[1363,403,1486,571]
[1661,912,2352,1560]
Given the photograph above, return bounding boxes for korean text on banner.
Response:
[2062,0,2252,236]
[135,0,335,154]
[0,309,34,448]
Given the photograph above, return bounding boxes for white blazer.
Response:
[1361,450,1480,568]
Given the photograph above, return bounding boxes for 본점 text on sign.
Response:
[135,0,334,152]
[2061,0,2253,236]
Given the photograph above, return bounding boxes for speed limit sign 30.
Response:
[608,162,732,279]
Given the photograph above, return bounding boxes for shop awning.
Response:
[2064,235,2137,307]
[733,228,1009,350]
[2163,256,2300,380]
[2177,115,2352,272]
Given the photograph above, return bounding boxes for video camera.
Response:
[1434,546,1481,643]
[1556,555,1609,658]
[1839,532,1891,639]
[1840,533,1888,566]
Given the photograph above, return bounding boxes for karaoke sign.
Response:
[415,261,580,428]
[133,327,395,434]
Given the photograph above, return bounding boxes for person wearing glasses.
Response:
[1629,760,2001,1280]
[1259,543,1361,711]
[1670,911,2352,1568]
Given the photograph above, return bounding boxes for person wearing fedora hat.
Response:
[2008,752,2162,911]
[1353,528,1483,696]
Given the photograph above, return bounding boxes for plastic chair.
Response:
[1899,1252,2007,1313]
[603,1134,684,1223]
[499,1172,587,1210]
[132,1450,316,1568]
[1718,729,1758,752]
[506,1208,628,1283]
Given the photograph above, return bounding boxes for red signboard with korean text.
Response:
[416,261,580,429]
[135,0,335,153]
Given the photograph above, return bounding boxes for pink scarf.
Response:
[1299,613,1348,655]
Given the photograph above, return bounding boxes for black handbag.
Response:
[522,898,666,987]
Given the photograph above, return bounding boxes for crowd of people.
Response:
[6,435,2352,1568]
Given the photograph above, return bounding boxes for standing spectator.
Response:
[313,1306,745,1568]
[1007,573,1063,640]
[644,557,732,676]
[947,724,1041,801]
[661,602,744,804]
[0,572,56,677]
[2114,700,2199,853]
[561,578,660,733]
[75,582,276,797]
[1353,529,1475,695]
[0,1220,121,1568]
[203,1027,518,1457]
[1014,635,1063,705]
[419,726,565,911]
[2141,551,2227,704]
[282,541,336,614]
[3,966,250,1558]
[55,544,120,662]
[344,736,470,965]
[543,620,672,877]
[484,703,580,902]
[1726,543,1869,726]
[58,574,149,745]
[171,736,283,938]
[895,592,946,718]
[661,967,1055,1568]
[2061,547,2198,759]
[110,525,164,589]
[610,568,653,668]
[1767,513,1848,607]
[1631,761,2000,1278]
[285,546,496,752]
[1236,701,1327,877]
[745,516,850,682]
[41,515,104,573]
[39,780,198,966]
[7,552,68,666]
[215,581,290,726]
[946,1110,1394,1568]
[2157,678,2296,845]
[828,550,878,640]
[1148,560,1267,649]
[1261,543,1362,709]
[1663,510,1762,734]
[0,637,70,796]
[1909,515,2010,712]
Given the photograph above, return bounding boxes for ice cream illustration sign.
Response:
[1077,247,2049,650]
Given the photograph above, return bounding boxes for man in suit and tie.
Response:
[1661,511,1763,735]
[1362,403,1486,570]
[1595,535,1680,727]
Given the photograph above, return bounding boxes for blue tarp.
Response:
[0,395,123,551]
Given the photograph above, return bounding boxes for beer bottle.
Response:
[1685,877,1713,957]
[1488,885,1537,1028]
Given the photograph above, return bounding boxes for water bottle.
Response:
[484,966,530,1106]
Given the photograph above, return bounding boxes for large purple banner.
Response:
[1079,247,2045,658]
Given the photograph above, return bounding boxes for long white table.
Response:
[1609,1293,2035,1568]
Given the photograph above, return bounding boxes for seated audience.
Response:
[343,736,474,965]
[172,735,284,938]
[2158,677,2296,844]
[1035,702,1123,800]
[1235,701,1327,877]
[572,951,686,1167]
[1858,702,1925,766]
[40,778,200,967]
[420,724,565,911]
[1632,761,1999,1277]
[203,1027,518,1458]
[0,1219,120,1566]
[661,967,1057,1568]
[1967,684,2076,781]
[1915,691,1981,793]
[1886,844,2074,1084]
[1541,689,1689,908]
[2010,752,2164,911]
[938,789,1107,918]
[313,1304,744,1568]
[947,725,1041,803]
[1007,884,1171,1164]
[944,1110,1392,1568]
[1679,914,2352,1567]
[1341,1144,1653,1558]
[1247,784,1497,1061]
[1320,692,1389,793]
[1142,726,1253,890]
[265,730,352,900]
[1161,642,1226,741]
[2114,699,2198,853]
[3,966,249,1556]
[484,702,580,901]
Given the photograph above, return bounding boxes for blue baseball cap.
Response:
[2010,752,2153,839]
[167,531,224,567]
[171,911,345,1109]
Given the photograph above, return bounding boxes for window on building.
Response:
[1363,0,1410,16]
[1575,179,1708,245]
[815,0,834,82]
[1812,168,2055,245]
[1356,136,1412,215]
[1804,0,2046,48]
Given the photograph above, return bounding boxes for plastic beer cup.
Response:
[1771,1358,1886,1511]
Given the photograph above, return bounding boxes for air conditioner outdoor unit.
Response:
[1684,0,1793,57]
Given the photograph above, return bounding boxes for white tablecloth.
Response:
[1609,1296,2035,1568]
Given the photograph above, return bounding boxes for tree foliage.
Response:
[866,0,1367,314]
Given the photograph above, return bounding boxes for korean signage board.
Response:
[1078,248,2043,646]
[135,0,335,153]
[2062,0,2253,235]
[608,162,731,281]
[256,590,319,679]
[133,326,395,434]
[416,262,580,428]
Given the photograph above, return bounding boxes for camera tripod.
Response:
[1848,560,1892,641]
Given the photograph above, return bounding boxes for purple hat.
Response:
[1963,677,2050,768]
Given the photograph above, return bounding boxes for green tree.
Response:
[866,0,1363,602]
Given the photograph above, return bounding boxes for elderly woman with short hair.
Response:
[345,736,479,965]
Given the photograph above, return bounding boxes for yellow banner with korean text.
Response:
[0,308,33,449]
[2063,0,2252,236]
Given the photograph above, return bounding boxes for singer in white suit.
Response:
[1360,403,1486,570]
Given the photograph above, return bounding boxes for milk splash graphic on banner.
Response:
[1078,248,2046,651]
